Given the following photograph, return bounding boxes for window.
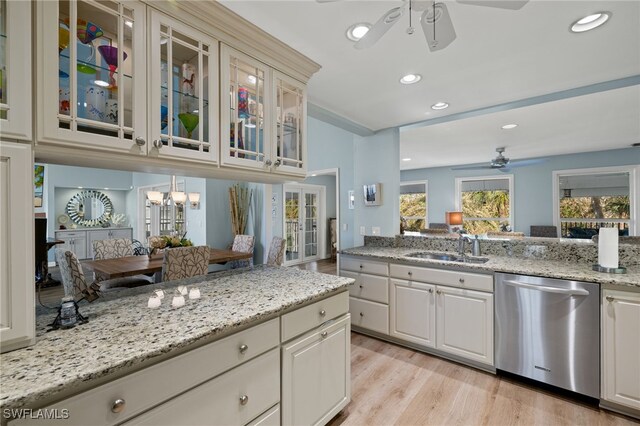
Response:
[400,181,427,233]
[139,181,186,241]
[553,167,637,238]
[455,176,513,235]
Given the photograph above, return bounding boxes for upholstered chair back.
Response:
[266,237,286,266]
[93,238,133,260]
[229,234,255,269]
[162,246,210,281]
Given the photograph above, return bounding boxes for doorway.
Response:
[283,184,325,266]
[137,181,186,242]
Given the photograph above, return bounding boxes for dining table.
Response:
[83,248,253,281]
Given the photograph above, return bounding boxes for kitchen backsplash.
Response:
[363,235,640,266]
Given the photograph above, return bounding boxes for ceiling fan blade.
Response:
[355,6,405,50]
[421,3,456,52]
[451,164,494,171]
[456,0,528,10]
[507,158,547,167]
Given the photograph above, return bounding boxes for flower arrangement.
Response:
[148,233,193,257]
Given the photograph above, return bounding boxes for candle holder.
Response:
[592,264,627,274]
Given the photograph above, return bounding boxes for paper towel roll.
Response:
[598,228,619,268]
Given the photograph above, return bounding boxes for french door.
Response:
[138,182,186,242]
[283,184,324,265]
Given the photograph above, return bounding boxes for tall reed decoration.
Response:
[229,183,253,235]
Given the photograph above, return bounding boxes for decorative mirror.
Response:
[66,190,113,227]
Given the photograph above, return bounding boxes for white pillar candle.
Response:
[148,295,161,309]
[598,228,619,269]
[155,289,165,299]
[172,295,185,308]
[188,288,201,300]
[178,285,188,296]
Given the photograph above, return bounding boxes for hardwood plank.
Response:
[329,333,638,426]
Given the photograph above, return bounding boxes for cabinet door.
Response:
[282,315,350,426]
[390,279,436,348]
[110,228,132,239]
[602,289,640,410]
[72,236,88,260]
[148,10,218,164]
[436,286,493,366]
[272,71,306,176]
[37,0,147,152]
[0,142,35,352]
[221,44,272,171]
[0,0,32,141]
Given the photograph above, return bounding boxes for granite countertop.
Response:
[0,266,353,411]
[341,246,640,288]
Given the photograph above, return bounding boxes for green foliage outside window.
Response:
[461,190,510,234]
[400,193,426,231]
[560,196,629,219]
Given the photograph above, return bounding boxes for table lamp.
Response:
[446,211,463,233]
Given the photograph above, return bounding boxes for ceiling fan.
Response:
[451,147,546,172]
[320,0,528,52]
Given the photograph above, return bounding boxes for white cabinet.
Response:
[0,0,32,141]
[282,315,351,426]
[221,44,307,177]
[37,0,148,153]
[602,289,640,411]
[436,286,494,366]
[389,279,435,348]
[55,230,87,260]
[0,141,35,353]
[148,9,219,164]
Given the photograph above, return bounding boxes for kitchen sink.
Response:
[405,252,489,264]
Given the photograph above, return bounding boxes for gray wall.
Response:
[401,147,640,235]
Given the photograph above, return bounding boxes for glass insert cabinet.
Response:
[0,0,32,141]
[221,45,307,175]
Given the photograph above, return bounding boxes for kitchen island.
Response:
[0,266,353,425]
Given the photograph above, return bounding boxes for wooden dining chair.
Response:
[267,237,286,266]
[229,234,255,269]
[162,246,211,281]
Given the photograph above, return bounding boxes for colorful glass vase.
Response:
[97,46,128,89]
[178,113,199,139]
[76,20,103,44]
[160,105,169,131]
[238,87,250,119]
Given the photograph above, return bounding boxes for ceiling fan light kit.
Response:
[570,12,611,33]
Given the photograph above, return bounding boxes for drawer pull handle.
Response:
[606,296,615,302]
[359,285,363,289]
[428,288,433,293]
[319,309,326,317]
[239,395,249,405]
[111,399,126,414]
[436,290,442,295]
[321,331,328,338]
[459,278,465,283]
[408,271,413,277]
[359,312,364,317]
[239,344,248,354]
[359,264,363,269]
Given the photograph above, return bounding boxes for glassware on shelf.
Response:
[105,99,118,124]
[238,87,249,119]
[76,19,103,44]
[58,27,70,53]
[178,112,199,139]
[160,105,168,130]
[97,45,127,89]
[181,63,196,97]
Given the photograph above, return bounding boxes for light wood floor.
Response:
[329,332,637,426]
[294,258,338,275]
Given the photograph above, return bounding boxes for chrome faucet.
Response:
[459,234,482,256]
[458,234,472,256]
[502,240,513,257]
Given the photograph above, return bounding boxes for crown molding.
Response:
[143,1,321,83]
[308,103,375,137]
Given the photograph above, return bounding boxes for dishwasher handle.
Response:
[502,279,589,296]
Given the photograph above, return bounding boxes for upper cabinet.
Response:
[0,0,32,141]
[221,44,308,177]
[37,0,148,153]
[148,9,218,164]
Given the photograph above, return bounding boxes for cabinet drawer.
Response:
[281,291,349,342]
[55,231,86,240]
[390,264,493,292]
[19,319,279,426]
[341,256,388,276]
[124,348,280,426]
[342,270,389,304]
[350,297,389,335]
[247,404,280,426]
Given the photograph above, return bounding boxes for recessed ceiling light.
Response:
[104,188,109,190]
[400,74,421,85]
[247,75,257,84]
[94,80,110,87]
[402,158,412,162]
[311,174,317,177]
[77,186,83,189]
[570,12,610,33]
[125,20,133,28]
[501,123,518,130]
[346,23,371,41]
[431,102,449,110]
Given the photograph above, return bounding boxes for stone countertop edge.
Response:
[341,247,640,288]
[0,266,354,411]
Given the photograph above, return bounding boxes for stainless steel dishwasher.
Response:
[495,273,600,398]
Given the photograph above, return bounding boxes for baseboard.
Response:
[599,400,640,420]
